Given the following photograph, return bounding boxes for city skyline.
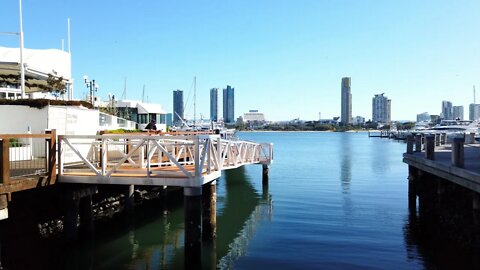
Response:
[1,1,479,121]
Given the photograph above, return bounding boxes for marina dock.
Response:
[403,133,480,243]
[0,130,273,265]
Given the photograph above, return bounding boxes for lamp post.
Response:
[83,75,99,107]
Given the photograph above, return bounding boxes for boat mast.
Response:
[194,76,196,128]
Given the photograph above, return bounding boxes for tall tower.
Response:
[372,93,391,123]
[223,85,235,124]
[341,77,352,124]
[441,101,453,120]
[173,90,184,126]
[210,88,219,122]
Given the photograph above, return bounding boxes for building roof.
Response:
[0,47,71,92]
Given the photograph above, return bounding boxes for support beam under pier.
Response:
[184,187,202,269]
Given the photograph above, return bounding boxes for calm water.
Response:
[1,132,477,269]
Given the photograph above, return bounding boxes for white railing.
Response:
[58,134,273,186]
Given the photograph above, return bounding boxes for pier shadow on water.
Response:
[0,167,272,270]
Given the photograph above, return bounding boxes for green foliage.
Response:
[0,98,93,109]
[9,138,23,147]
[104,129,142,134]
[47,74,66,98]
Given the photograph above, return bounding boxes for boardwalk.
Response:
[58,134,273,187]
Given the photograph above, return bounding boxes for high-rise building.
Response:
[452,106,464,120]
[210,88,219,122]
[173,90,184,125]
[416,112,431,122]
[341,77,352,124]
[223,85,235,124]
[372,93,391,123]
[441,101,453,120]
[469,104,480,121]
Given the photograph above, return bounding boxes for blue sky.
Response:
[1,0,479,121]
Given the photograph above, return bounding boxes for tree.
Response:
[47,74,66,99]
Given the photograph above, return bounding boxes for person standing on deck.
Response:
[145,119,157,130]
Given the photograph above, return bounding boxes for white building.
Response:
[116,100,168,131]
[352,116,365,125]
[243,110,266,123]
[0,47,72,99]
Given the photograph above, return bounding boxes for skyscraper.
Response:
[441,101,453,120]
[341,77,352,124]
[469,104,480,121]
[372,93,391,123]
[223,85,235,124]
[210,88,219,122]
[173,90,184,125]
[453,106,464,120]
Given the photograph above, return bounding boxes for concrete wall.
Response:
[0,105,48,134]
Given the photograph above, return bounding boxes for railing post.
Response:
[58,135,64,175]
[0,139,10,185]
[194,136,201,185]
[406,135,414,154]
[425,135,435,160]
[415,134,422,152]
[451,137,465,168]
[45,129,57,183]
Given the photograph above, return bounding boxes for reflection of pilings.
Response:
[184,187,202,269]
[79,194,94,236]
[218,199,273,269]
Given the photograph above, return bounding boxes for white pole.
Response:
[67,17,72,100]
[19,0,25,99]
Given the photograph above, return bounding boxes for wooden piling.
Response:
[408,166,417,211]
[415,134,422,152]
[451,137,465,168]
[425,135,435,160]
[64,197,80,241]
[184,187,202,269]
[79,194,94,235]
[262,164,269,185]
[124,185,135,213]
[406,135,414,154]
[202,181,217,241]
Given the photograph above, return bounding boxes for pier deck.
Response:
[403,144,480,193]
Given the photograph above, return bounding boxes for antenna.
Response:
[121,77,127,100]
[142,84,145,103]
[474,85,477,104]
[194,76,196,128]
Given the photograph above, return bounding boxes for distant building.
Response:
[244,110,265,123]
[453,106,464,120]
[340,77,352,124]
[469,104,480,121]
[116,99,168,131]
[210,88,219,122]
[352,116,365,125]
[173,90,184,125]
[372,93,391,123]
[441,101,453,120]
[430,115,441,125]
[416,112,431,122]
[223,85,235,124]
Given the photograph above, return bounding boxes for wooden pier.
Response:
[0,131,273,267]
[403,133,480,244]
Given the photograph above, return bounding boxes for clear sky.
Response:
[1,0,479,121]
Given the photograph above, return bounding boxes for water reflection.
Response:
[403,204,480,270]
[0,166,272,270]
[217,167,273,269]
[339,133,352,194]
